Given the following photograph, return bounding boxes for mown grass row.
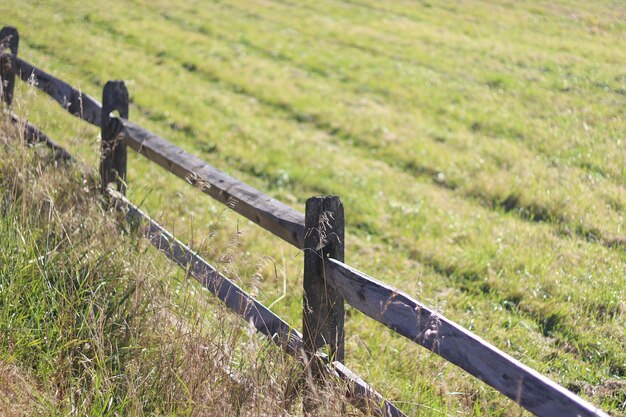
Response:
[132,0,625,244]
[1,0,624,415]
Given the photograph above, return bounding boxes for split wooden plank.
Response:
[0,53,102,126]
[119,119,306,249]
[324,258,610,417]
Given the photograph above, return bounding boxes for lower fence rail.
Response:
[4,110,72,161]
[107,189,406,417]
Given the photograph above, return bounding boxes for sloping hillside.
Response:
[1,0,624,415]
[0,115,359,416]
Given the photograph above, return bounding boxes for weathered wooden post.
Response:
[101,80,129,194]
[0,26,19,106]
[303,195,345,411]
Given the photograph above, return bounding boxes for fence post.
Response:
[0,26,19,106]
[303,195,345,411]
[101,80,129,195]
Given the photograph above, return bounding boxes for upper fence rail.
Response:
[1,53,102,126]
[120,119,306,248]
[0,28,611,417]
[0,52,306,248]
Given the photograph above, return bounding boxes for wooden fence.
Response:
[0,26,610,417]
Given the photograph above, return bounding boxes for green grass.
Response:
[0,116,356,415]
[1,0,625,415]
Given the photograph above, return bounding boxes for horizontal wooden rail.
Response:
[324,259,610,417]
[107,189,404,417]
[119,119,306,249]
[0,53,102,126]
[0,54,305,247]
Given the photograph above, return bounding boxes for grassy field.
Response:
[0,115,354,416]
[1,0,625,415]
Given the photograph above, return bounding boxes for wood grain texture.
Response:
[101,81,128,193]
[120,119,306,248]
[0,27,18,54]
[303,196,345,363]
[0,53,102,126]
[325,258,610,417]
[303,196,346,413]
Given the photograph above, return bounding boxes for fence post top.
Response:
[0,26,19,55]
[306,195,341,202]
[104,79,127,88]
[102,80,129,122]
[305,196,343,217]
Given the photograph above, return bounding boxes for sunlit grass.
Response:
[1,0,624,415]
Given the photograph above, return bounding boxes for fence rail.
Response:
[0,26,610,417]
[120,119,306,249]
[1,52,102,126]
[7,110,72,160]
